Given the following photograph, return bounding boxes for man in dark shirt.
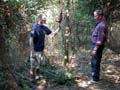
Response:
[29,14,52,80]
[89,10,108,84]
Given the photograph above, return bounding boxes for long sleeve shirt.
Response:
[91,20,108,46]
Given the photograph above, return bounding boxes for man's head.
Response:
[94,10,104,21]
[37,14,46,25]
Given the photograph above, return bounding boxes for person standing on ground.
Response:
[89,9,108,84]
[29,14,52,81]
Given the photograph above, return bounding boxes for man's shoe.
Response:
[88,80,98,85]
[35,75,40,80]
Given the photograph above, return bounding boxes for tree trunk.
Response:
[0,2,22,89]
[0,28,22,90]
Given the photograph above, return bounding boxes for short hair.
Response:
[37,14,43,20]
[94,10,104,16]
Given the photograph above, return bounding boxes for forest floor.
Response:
[31,48,120,90]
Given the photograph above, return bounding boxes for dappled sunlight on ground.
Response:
[29,48,120,90]
[45,48,120,90]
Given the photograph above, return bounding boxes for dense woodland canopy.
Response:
[0,0,120,90]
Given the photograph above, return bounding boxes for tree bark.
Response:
[0,2,22,89]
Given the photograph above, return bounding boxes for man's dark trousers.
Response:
[91,43,105,81]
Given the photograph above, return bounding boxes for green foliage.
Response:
[55,71,74,85]
[16,79,31,90]
[39,63,74,85]
[21,80,31,90]
[73,0,92,21]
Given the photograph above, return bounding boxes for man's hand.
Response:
[50,33,55,38]
[92,46,98,56]
[31,50,36,58]
[51,28,59,37]
[92,50,96,56]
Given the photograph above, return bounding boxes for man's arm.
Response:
[29,37,36,58]
[29,37,34,51]
[42,25,52,35]
[96,26,105,46]
[30,28,37,57]
[93,26,105,54]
